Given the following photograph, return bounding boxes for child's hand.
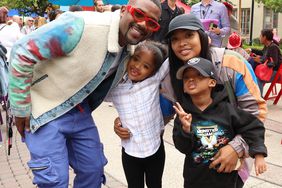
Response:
[114,117,131,140]
[173,102,192,133]
[255,154,267,176]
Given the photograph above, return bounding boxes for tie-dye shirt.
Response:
[8,12,84,117]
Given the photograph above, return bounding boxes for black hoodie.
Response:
[173,85,267,188]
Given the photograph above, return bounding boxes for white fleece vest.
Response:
[31,11,121,118]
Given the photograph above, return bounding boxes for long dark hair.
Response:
[168,29,212,101]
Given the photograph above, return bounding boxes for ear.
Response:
[209,79,216,88]
[120,5,127,16]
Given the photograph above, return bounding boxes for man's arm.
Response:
[217,5,230,37]
[9,12,84,117]
[8,13,84,137]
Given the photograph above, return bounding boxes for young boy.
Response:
[172,57,267,188]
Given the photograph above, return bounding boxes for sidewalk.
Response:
[0,93,282,187]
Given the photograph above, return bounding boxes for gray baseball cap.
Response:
[166,14,205,38]
[176,57,216,80]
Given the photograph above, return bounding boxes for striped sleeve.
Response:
[8,13,84,117]
[222,51,267,122]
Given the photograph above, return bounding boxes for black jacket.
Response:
[252,42,281,71]
[173,85,267,188]
[150,1,182,44]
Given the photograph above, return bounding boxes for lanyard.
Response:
[200,5,211,19]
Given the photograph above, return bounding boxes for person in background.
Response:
[150,0,182,44]
[250,29,282,95]
[48,9,63,22]
[0,7,8,24]
[273,28,280,43]
[191,0,230,47]
[173,57,267,188]
[0,7,23,62]
[37,17,47,28]
[221,1,239,48]
[226,32,257,71]
[69,5,83,12]
[12,15,23,30]
[8,0,161,187]
[21,17,35,35]
[95,0,105,12]
[111,5,121,12]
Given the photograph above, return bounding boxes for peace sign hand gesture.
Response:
[173,102,192,133]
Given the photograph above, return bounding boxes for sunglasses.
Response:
[126,5,160,32]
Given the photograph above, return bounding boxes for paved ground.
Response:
[0,85,281,188]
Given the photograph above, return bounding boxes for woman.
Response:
[251,29,281,94]
[165,14,266,187]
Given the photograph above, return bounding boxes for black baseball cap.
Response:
[176,57,216,80]
[166,14,205,38]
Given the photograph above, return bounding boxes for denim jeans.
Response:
[25,100,107,188]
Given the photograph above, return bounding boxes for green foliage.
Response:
[0,0,52,16]
[180,0,200,6]
[181,0,235,6]
[256,0,282,13]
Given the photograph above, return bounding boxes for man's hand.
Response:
[209,144,239,173]
[15,116,30,138]
[114,117,131,140]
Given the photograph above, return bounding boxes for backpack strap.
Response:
[210,47,237,106]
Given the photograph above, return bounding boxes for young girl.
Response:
[105,40,168,188]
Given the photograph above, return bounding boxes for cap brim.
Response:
[176,65,210,80]
[166,26,201,38]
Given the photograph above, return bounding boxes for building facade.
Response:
[229,0,282,42]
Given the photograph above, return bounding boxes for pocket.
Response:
[27,157,59,185]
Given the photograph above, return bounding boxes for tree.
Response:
[0,0,53,16]
[181,0,235,6]
[256,0,282,13]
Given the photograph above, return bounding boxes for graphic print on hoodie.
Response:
[191,120,231,165]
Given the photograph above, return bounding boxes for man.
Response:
[150,0,182,44]
[191,0,230,47]
[8,0,161,187]
[95,0,105,12]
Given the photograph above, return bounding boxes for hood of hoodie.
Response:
[181,84,229,115]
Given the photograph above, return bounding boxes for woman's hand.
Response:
[173,102,192,133]
[209,145,239,173]
[114,117,131,140]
